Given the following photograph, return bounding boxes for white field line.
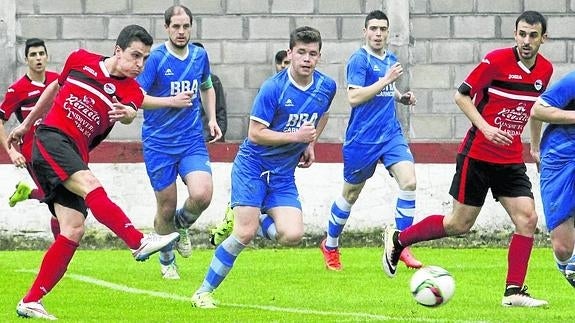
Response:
[17,269,488,323]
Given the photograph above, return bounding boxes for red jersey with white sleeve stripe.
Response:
[457,46,552,164]
[42,49,144,162]
[0,71,59,160]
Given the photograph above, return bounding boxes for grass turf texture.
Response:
[0,247,569,322]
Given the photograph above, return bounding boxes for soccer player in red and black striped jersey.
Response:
[8,25,183,320]
[0,38,60,235]
[383,11,552,307]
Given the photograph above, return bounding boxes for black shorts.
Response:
[449,154,533,207]
[32,126,88,217]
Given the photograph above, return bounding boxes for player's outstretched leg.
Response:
[501,286,548,307]
[9,181,33,207]
[382,226,404,277]
[399,247,423,269]
[16,299,57,320]
[132,232,180,261]
[209,204,234,246]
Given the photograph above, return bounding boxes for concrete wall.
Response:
[1,0,574,143]
[0,163,544,239]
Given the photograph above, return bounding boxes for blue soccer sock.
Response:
[174,207,200,229]
[326,195,352,250]
[257,213,277,241]
[158,241,175,264]
[198,235,246,293]
[395,190,416,231]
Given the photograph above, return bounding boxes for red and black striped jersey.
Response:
[43,49,144,162]
[0,71,59,160]
[457,46,553,164]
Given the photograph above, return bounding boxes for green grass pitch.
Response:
[0,247,569,322]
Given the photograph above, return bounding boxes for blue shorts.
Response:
[230,152,301,212]
[540,158,575,230]
[143,140,212,192]
[342,134,413,185]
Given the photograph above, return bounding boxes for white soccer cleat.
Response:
[161,262,181,280]
[16,300,57,320]
[382,226,403,278]
[501,286,548,307]
[175,228,192,258]
[191,291,217,309]
[132,232,179,261]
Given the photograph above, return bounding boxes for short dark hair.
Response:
[192,42,204,48]
[115,25,153,50]
[289,26,322,50]
[516,11,547,35]
[275,50,287,64]
[365,10,389,28]
[164,5,193,26]
[25,38,47,57]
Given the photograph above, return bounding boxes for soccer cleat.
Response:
[501,286,548,307]
[382,226,404,278]
[9,181,32,207]
[132,232,179,261]
[320,239,342,271]
[399,246,423,269]
[16,300,57,320]
[191,291,217,309]
[161,261,181,280]
[175,228,192,258]
[209,204,234,246]
[562,263,575,288]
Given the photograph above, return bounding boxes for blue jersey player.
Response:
[136,5,222,280]
[320,10,420,271]
[531,71,575,288]
[190,26,336,308]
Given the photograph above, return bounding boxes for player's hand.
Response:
[384,62,403,84]
[9,150,26,168]
[7,124,27,150]
[399,91,417,106]
[207,120,223,143]
[298,145,315,168]
[530,149,541,173]
[296,122,317,143]
[171,91,194,108]
[109,96,137,124]
[481,125,513,146]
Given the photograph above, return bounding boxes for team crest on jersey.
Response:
[103,83,116,95]
[534,79,543,91]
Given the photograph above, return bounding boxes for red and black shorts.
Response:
[449,154,533,207]
[32,126,88,217]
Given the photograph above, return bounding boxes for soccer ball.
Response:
[410,266,455,307]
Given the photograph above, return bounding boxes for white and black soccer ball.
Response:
[410,265,455,307]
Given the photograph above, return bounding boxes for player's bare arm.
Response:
[531,100,575,124]
[200,86,222,143]
[141,91,194,109]
[454,90,512,146]
[8,80,59,148]
[348,62,403,107]
[0,120,26,167]
[248,120,316,146]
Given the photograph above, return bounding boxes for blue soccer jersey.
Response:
[345,46,402,145]
[238,68,336,174]
[137,43,211,153]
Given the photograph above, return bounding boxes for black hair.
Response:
[275,50,287,64]
[516,11,547,35]
[289,26,322,50]
[164,5,193,26]
[115,25,153,50]
[192,42,204,48]
[25,38,47,57]
[365,10,389,28]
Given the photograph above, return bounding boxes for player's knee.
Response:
[279,228,303,246]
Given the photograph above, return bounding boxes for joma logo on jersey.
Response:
[170,80,198,99]
[285,113,319,128]
[508,74,522,80]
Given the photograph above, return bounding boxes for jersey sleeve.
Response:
[58,49,83,86]
[346,52,368,89]
[539,71,575,109]
[0,85,20,120]
[250,78,278,127]
[459,52,497,97]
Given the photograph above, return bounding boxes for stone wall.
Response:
[1,0,575,143]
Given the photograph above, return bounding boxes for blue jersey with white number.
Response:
[137,42,211,153]
[539,70,575,159]
[238,68,336,174]
[345,46,401,145]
